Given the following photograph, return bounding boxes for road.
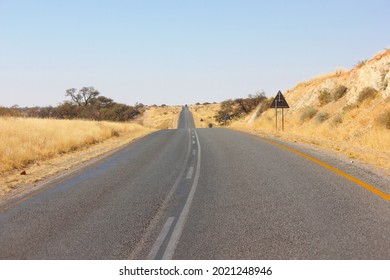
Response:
[0,107,389,259]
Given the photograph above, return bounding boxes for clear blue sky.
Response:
[1,0,389,107]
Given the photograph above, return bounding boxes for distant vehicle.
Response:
[185,104,188,107]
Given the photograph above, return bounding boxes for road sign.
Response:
[269,91,289,131]
[270,90,289,108]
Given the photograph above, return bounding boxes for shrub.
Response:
[356,60,367,67]
[333,114,343,125]
[357,87,378,103]
[343,104,359,112]
[318,89,332,106]
[111,129,120,137]
[378,111,390,129]
[300,107,318,122]
[333,85,347,101]
[316,112,330,123]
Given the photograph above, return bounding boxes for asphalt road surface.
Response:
[1,107,389,259]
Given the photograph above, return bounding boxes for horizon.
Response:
[1,0,389,107]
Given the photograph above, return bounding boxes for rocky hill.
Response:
[236,49,390,173]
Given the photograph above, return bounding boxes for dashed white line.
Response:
[131,128,192,259]
[147,216,175,259]
[192,149,196,156]
[186,167,194,179]
[162,128,202,259]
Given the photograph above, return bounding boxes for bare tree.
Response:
[65,88,82,106]
[79,87,100,106]
[65,87,100,106]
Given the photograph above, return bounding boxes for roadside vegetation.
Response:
[213,91,268,125]
[0,87,182,194]
[192,49,390,173]
[0,87,145,122]
[0,117,152,174]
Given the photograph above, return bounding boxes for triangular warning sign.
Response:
[270,90,289,108]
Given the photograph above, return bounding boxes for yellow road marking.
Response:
[244,132,390,202]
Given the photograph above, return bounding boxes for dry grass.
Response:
[226,49,390,173]
[0,106,181,197]
[189,103,221,128]
[243,97,390,173]
[0,117,153,174]
[138,106,181,129]
[0,117,155,197]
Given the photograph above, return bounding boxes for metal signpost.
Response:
[270,90,289,131]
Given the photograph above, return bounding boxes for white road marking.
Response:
[186,167,194,179]
[192,149,196,156]
[147,216,175,259]
[131,128,192,259]
[162,128,202,259]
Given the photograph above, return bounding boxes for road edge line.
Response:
[242,131,390,202]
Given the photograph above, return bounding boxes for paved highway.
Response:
[0,107,389,259]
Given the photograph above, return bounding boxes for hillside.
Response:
[193,49,390,173]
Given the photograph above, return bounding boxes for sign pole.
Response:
[275,108,278,131]
[270,90,289,132]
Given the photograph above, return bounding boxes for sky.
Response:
[0,0,389,107]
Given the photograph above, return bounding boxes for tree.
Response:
[79,87,100,106]
[65,88,82,106]
[214,99,234,125]
[65,87,100,106]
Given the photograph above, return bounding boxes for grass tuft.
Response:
[300,107,318,122]
[378,111,390,129]
[357,87,378,103]
[332,114,343,125]
[333,85,348,101]
[318,89,332,106]
[316,112,330,123]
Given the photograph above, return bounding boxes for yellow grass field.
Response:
[0,117,153,174]
[189,103,221,128]
[138,106,181,129]
[0,106,182,197]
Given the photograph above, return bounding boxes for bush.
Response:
[316,112,330,123]
[333,85,347,101]
[300,107,318,122]
[343,104,359,112]
[357,87,378,103]
[378,111,390,129]
[333,114,343,125]
[318,89,332,106]
[356,60,367,67]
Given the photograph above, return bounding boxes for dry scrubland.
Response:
[190,103,221,128]
[0,106,181,196]
[194,49,390,173]
[137,105,181,129]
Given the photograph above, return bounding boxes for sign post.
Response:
[270,90,289,131]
